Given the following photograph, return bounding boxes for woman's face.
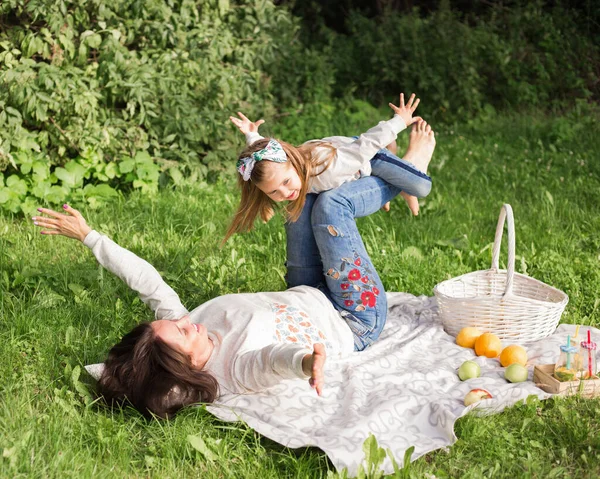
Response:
[152,316,213,369]
[256,161,302,202]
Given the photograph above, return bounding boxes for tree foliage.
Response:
[320,0,599,115]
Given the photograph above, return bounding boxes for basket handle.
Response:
[490,204,515,296]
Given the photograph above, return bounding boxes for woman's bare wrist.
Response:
[302,354,313,376]
[79,225,92,242]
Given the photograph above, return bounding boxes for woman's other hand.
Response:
[302,343,326,396]
[32,204,92,242]
[389,93,422,126]
[229,111,265,135]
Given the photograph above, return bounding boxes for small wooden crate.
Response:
[533,364,600,398]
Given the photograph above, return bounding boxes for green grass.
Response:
[1,110,600,478]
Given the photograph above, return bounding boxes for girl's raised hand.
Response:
[229,112,265,135]
[32,204,91,242]
[389,93,422,126]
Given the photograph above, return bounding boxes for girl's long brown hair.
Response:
[223,138,336,244]
[98,322,218,419]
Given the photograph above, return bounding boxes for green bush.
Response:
[0,0,335,214]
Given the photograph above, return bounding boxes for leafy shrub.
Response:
[0,0,335,214]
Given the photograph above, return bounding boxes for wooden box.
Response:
[533,364,600,398]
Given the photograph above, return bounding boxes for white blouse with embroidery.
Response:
[84,230,354,395]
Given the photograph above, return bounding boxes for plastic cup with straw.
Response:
[556,335,579,381]
[581,330,597,380]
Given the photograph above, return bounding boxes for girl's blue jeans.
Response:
[285,176,402,351]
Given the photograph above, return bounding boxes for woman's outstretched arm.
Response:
[32,204,188,320]
[233,342,326,396]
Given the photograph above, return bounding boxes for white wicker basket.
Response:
[433,204,568,343]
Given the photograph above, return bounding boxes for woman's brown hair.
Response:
[223,138,335,243]
[98,323,218,418]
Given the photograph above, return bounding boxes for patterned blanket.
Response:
[207,293,591,476]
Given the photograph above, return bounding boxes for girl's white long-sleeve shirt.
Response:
[245,115,407,193]
[83,230,354,395]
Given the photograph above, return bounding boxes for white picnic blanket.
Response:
[207,292,596,476]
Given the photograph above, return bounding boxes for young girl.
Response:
[224,93,436,243]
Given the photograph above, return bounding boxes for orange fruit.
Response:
[474,333,502,358]
[456,327,483,348]
[499,344,528,367]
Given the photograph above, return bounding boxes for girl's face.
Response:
[152,316,213,369]
[256,161,302,202]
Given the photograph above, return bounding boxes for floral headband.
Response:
[236,139,287,181]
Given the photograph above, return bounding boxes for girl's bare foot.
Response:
[400,192,419,216]
[380,194,419,215]
[380,130,424,216]
[403,120,436,174]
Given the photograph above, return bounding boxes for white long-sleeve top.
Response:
[83,230,354,395]
[245,115,407,193]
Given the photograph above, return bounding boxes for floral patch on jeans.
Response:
[270,302,333,350]
[326,252,380,312]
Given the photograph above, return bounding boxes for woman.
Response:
[32,175,406,418]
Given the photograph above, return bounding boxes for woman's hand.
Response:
[32,204,92,242]
[302,343,326,396]
[389,93,422,126]
[229,111,265,135]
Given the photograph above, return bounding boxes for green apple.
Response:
[505,363,528,383]
[458,360,481,381]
